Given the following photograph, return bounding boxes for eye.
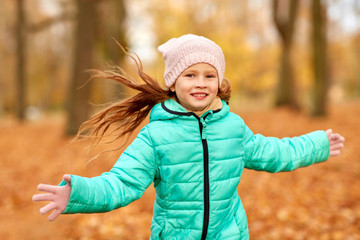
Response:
[206,74,216,78]
[185,73,195,78]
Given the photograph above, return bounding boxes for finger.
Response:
[330,138,345,146]
[40,202,57,215]
[37,184,59,194]
[330,143,344,151]
[32,193,54,202]
[326,129,332,138]
[329,134,344,142]
[330,133,345,142]
[48,209,62,222]
[334,136,345,143]
[330,134,341,141]
[63,174,71,185]
[330,150,341,157]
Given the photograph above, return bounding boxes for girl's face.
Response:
[171,63,219,111]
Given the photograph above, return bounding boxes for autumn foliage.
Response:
[0,100,359,239]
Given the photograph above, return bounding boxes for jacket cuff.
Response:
[59,174,88,214]
[306,130,330,164]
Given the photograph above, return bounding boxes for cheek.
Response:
[175,81,191,93]
[210,82,219,94]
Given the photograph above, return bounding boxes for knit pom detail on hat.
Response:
[158,34,225,88]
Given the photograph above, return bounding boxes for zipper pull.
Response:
[200,118,207,140]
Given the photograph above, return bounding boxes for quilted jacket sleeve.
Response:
[62,126,156,214]
[243,125,330,173]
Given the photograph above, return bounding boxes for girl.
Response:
[33,34,345,240]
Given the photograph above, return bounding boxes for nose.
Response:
[195,76,207,88]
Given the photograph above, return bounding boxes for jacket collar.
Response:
[150,98,229,122]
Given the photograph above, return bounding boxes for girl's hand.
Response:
[32,174,71,221]
[326,129,345,157]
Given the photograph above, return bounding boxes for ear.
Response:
[169,86,175,92]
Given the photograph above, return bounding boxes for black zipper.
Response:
[199,114,210,240]
[160,101,223,239]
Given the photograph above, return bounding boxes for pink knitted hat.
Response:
[158,34,225,88]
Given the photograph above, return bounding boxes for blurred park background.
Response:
[1,0,360,239]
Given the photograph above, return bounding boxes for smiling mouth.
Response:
[191,93,208,97]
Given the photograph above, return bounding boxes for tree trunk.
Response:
[102,0,127,101]
[66,0,98,135]
[15,0,26,121]
[273,0,299,109]
[103,0,127,64]
[277,44,296,107]
[311,0,328,116]
[356,2,360,96]
[356,34,360,96]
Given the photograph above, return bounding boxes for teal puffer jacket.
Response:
[62,99,330,239]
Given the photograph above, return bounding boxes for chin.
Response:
[190,104,208,111]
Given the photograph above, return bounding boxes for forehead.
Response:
[184,63,217,72]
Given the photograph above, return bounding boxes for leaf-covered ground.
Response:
[0,100,359,240]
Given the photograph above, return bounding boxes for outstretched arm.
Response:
[326,129,345,157]
[33,126,156,218]
[243,125,331,172]
[32,174,71,221]
[243,126,345,173]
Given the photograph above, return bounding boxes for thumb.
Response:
[325,129,332,138]
[63,174,71,185]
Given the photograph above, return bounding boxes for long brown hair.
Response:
[76,49,231,148]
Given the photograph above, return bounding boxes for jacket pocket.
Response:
[158,225,165,239]
[150,219,165,240]
[233,212,249,239]
[158,220,169,240]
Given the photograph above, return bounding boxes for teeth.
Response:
[193,94,206,97]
